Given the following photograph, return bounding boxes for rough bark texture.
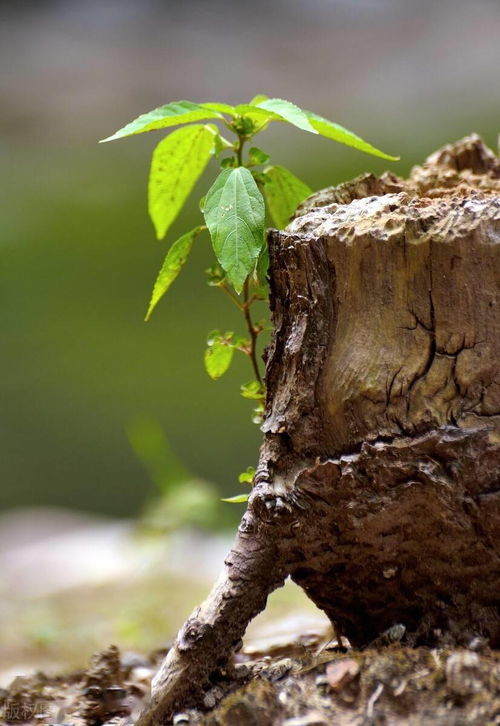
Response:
[138,527,286,725]
[137,135,500,724]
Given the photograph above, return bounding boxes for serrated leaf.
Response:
[207,328,231,345]
[100,100,223,142]
[249,94,269,105]
[251,171,267,187]
[240,380,265,400]
[145,226,204,321]
[262,165,312,229]
[212,133,233,158]
[204,167,265,293]
[305,111,399,161]
[238,466,256,484]
[148,125,215,239]
[248,146,270,165]
[257,98,316,133]
[234,104,281,120]
[205,265,225,287]
[204,332,234,380]
[235,100,314,135]
[200,102,236,116]
[233,105,283,134]
[221,493,249,504]
[245,97,398,161]
[255,244,269,285]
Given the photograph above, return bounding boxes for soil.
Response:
[1,638,499,726]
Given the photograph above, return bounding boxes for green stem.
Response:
[236,135,245,167]
[220,283,244,311]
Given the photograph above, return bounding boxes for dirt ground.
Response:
[2,636,499,726]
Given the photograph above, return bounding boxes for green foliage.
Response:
[238,466,256,484]
[262,165,312,229]
[221,493,250,504]
[255,98,315,133]
[149,125,215,239]
[304,110,398,161]
[204,167,265,293]
[103,95,398,505]
[248,94,269,105]
[204,330,235,380]
[100,101,224,142]
[240,380,265,400]
[223,464,256,503]
[201,102,237,116]
[255,245,270,285]
[248,147,270,166]
[145,226,204,320]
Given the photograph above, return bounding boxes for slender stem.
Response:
[243,279,263,385]
[236,135,245,167]
[220,283,244,311]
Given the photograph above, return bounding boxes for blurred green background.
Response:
[1,0,499,520]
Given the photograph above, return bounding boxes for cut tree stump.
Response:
[137,135,500,725]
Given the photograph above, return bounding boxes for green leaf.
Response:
[234,105,280,121]
[251,171,267,187]
[207,329,230,346]
[148,124,215,239]
[200,102,236,116]
[145,226,204,320]
[231,116,259,137]
[100,100,224,142]
[233,97,315,138]
[240,380,265,400]
[262,165,312,229]
[238,467,256,485]
[304,111,399,161]
[256,98,316,133]
[245,97,398,161]
[233,335,250,352]
[221,493,249,504]
[212,133,233,158]
[249,94,269,105]
[205,264,225,287]
[255,244,269,285]
[233,105,282,134]
[248,147,270,165]
[204,331,235,380]
[204,167,265,293]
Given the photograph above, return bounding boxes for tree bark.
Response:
[137,135,500,724]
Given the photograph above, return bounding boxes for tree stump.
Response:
[138,135,500,725]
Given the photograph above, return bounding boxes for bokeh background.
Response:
[2,0,499,517]
[1,0,499,680]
